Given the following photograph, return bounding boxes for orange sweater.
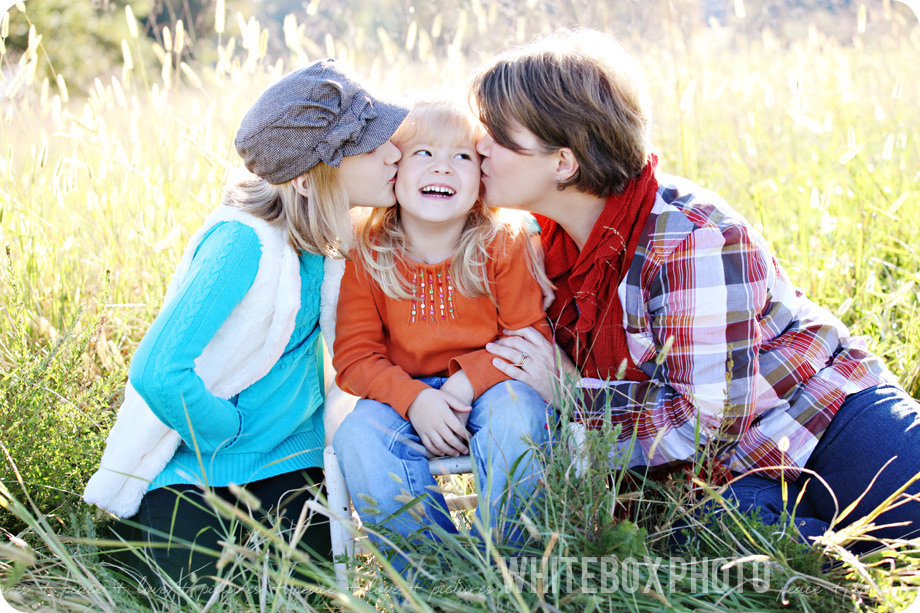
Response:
[333,231,551,418]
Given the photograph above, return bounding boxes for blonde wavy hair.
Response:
[354,99,543,301]
[222,163,352,257]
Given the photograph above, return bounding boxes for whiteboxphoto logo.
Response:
[502,556,772,595]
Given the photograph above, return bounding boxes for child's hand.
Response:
[452,408,471,431]
[407,388,471,457]
[440,371,474,431]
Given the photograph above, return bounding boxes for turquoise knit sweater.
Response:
[129,220,325,490]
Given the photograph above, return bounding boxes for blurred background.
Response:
[2,0,916,93]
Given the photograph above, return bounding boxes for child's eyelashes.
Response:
[407,148,477,161]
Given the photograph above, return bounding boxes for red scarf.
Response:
[537,154,659,381]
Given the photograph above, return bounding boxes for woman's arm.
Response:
[579,223,768,467]
[129,221,260,453]
[492,223,770,470]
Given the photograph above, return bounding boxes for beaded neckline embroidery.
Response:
[410,263,456,323]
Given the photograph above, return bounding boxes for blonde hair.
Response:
[222,164,352,257]
[471,28,651,197]
[355,99,542,301]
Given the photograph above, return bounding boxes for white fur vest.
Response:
[83,206,301,518]
[318,257,363,442]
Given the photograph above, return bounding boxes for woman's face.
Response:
[475,122,558,213]
[338,140,402,209]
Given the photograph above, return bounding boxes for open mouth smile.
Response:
[420,185,456,197]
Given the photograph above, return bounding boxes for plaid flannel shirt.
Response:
[575,174,898,480]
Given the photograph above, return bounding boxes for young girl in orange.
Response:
[331,99,550,572]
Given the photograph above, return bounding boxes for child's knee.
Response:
[332,410,369,456]
[334,400,393,449]
[480,380,545,413]
[504,379,544,401]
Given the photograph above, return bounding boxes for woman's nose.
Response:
[383,140,401,164]
[476,134,493,157]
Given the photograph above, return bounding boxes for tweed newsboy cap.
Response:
[234,59,408,185]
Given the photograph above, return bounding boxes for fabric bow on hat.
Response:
[233,59,408,185]
[313,86,378,167]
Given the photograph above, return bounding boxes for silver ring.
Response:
[517,353,530,368]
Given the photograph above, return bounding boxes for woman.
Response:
[473,28,920,551]
[83,59,407,587]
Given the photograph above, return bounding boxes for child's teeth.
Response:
[423,186,455,196]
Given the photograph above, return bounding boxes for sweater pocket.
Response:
[180,405,243,453]
[227,362,320,454]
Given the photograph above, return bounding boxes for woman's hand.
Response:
[407,388,471,457]
[486,327,578,404]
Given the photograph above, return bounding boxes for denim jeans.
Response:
[110,467,331,590]
[333,378,549,571]
[724,385,920,552]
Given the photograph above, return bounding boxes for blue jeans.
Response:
[724,385,920,552]
[333,378,549,570]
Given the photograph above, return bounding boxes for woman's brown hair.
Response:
[471,28,652,197]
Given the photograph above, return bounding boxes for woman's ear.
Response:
[555,147,579,183]
[292,174,311,197]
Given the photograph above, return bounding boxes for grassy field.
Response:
[1,0,919,610]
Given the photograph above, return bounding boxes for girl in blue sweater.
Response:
[84,59,407,589]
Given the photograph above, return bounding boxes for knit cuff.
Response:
[449,350,510,400]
